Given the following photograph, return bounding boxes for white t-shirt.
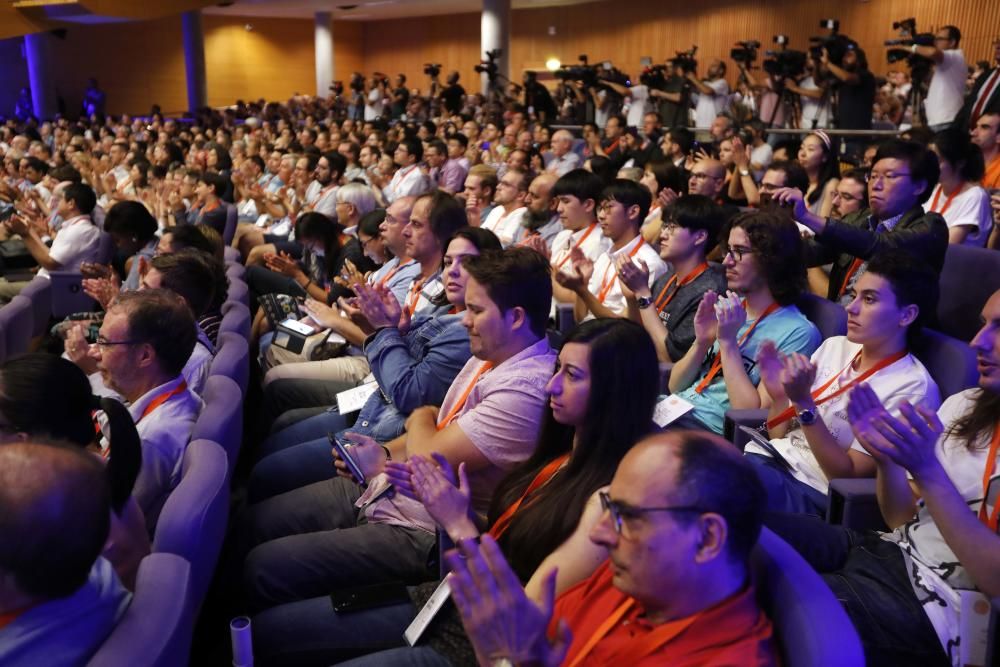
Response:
[625,85,651,128]
[383,165,429,203]
[925,49,967,126]
[39,215,102,278]
[880,388,997,663]
[746,337,940,492]
[923,184,994,247]
[584,234,667,318]
[481,205,526,248]
[364,88,384,121]
[750,142,774,181]
[798,76,831,129]
[550,222,611,276]
[694,78,730,128]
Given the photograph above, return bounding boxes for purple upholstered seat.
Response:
[19,275,52,338]
[751,528,865,667]
[151,439,229,610]
[86,553,195,667]
[219,301,251,340]
[191,376,244,477]
[0,295,34,357]
[210,331,250,396]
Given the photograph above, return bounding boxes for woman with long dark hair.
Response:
[0,354,147,589]
[798,131,840,217]
[250,318,659,666]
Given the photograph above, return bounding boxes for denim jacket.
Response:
[338,307,471,443]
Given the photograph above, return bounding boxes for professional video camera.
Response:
[554,55,630,90]
[473,49,502,80]
[763,35,808,79]
[730,41,761,67]
[808,19,856,67]
[640,63,669,89]
[884,18,934,70]
[329,81,344,96]
[669,46,698,74]
[423,63,442,78]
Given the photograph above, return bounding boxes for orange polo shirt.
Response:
[550,562,778,667]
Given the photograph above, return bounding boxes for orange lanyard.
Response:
[654,263,709,313]
[766,350,908,429]
[489,453,570,540]
[604,138,621,155]
[838,257,865,298]
[403,277,426,317]
[555,223,598,271]
[137,380,189,424]
[565,597,700,667]
[378,259,414,288]
[596,241,645,303]
[437,362,494,430]
[693,302,779,394]
[198,200,220,223]
[978,426,1000,532]
[928,185,959,216]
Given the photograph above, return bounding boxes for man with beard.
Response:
[482,168,530,248]
[513,173,562,248]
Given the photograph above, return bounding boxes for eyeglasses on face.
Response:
[598,491,708,535]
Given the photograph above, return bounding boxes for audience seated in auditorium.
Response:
[747,250,941,516]
[243,248,556,611]
[667,211,821,434]
[767,286,1000,666]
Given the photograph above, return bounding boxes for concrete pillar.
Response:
[24,32,58,120]
[480,0,510,95]
[315,12,335,97]
[181,10,208,112]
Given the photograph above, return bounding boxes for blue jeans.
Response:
[745,453,829,517]
[764,512,949,666]
[252,595,419,666]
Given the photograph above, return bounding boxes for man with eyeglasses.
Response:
[620,195,727,362]
[889,25,965,130]
[774,139,948,305]
[443,431,778,667]
[481,168,530,248]
[88,289,201,532]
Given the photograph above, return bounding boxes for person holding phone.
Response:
[251,318,659,666]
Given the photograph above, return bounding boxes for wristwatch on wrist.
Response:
[636,295,654,310]
[796,405,818,426]
[739,168,750,177]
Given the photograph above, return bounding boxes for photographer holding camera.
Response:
[822,44,875,156]
[363,73,387,121]
[887,25,965,130]
[690,59,730,136]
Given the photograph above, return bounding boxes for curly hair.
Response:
[721,210,806,306]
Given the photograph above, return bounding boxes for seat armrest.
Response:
[723,409,768,451]
[826,478,887,531]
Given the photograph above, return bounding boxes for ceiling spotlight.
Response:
[545,58,561,71]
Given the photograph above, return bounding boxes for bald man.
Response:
[0,442,130,664]
[546,129,582,177]
[688,158,728,200]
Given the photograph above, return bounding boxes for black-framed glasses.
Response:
[724,245,753,262]
[598,491,708,535]
[94,336,142,348]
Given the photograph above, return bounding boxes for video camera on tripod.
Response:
[808,19,856,68]
[423,63,442,78]
[473,49,502,80]
[669,46,699,75]
[553,55,631,90]
[763,35,808,79]
[884,18,935,82]
[731,41,761,67]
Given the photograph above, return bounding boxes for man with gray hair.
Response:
[545,129,582,177]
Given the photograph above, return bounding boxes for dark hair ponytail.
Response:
[95,395,143,514]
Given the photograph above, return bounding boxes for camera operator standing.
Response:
[649,60,691,128]
[889,26,965,130]
[440,71,466,116]
[822,45,875,156]
[389,74,409,120]
[363,73,387,121]
[784,55,831,129]
[690,59,730,137]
